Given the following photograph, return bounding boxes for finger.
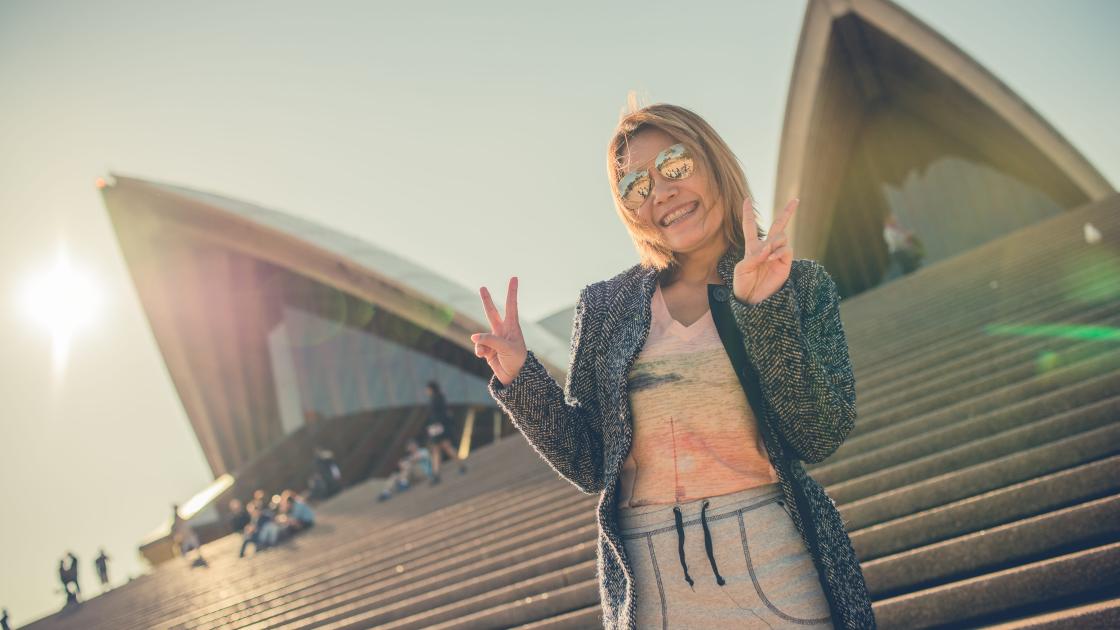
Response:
[470,332,517,355]
[742,197,759,244]
[748,240,773,263]
[767,244,791,262]
[769,197,799,236]
[739,242,772,273]
[767,232,788,250]
[479,286,503,332]
[504,276,519,328]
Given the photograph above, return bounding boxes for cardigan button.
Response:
[713,286,730,303]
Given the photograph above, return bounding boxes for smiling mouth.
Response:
[661,201,699,227]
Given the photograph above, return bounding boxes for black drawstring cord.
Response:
[700,500,726,586]
[672,506,695,589]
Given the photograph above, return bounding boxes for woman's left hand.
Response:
[733,196,798,304]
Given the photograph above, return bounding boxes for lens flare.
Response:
[984,323,1120,342]
[19,248,102,372]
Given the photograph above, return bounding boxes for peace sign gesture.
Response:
[471,277,528,386]
[733,196,798,304]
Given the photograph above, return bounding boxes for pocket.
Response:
[738,503,832,624]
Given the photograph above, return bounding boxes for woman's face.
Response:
[619,129,725,256]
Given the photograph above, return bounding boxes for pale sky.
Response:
[1,0,1117,624]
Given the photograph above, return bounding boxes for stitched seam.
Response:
[647,535,668,630]
[739,511,831,625]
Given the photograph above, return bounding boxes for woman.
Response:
[472,104,874,629]
[425,381,467,480]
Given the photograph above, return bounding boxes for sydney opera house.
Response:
[101,172,574,561]
[40,0,1114,627]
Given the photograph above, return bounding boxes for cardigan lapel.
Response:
[610,265,658,395]
[716,246,744,288]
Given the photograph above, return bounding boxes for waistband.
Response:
[618,482,782,536]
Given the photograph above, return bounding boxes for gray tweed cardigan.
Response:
[488,250,876,629]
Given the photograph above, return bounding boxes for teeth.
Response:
[662,203,695,227]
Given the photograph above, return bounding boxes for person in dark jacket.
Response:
[61,552,80,600]
[423,381,467,481]
[94,548,110,590]
[228,499,252,534]
[471,103,874,629]
[313,449,342,497]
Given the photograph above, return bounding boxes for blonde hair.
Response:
[606,101,763,272]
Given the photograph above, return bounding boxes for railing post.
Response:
[457,407,476,460]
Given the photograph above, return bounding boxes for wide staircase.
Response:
[26,195,1120,629]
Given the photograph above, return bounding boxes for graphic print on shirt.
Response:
[618,285,778,509]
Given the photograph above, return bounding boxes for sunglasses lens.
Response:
[618,170,651,211]
[657,144,694,180]
[615,144,693,210]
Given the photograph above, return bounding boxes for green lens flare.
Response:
[1035,351,1061,373]
[984,323,1120,342]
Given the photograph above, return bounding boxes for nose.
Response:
[646,171,678,212]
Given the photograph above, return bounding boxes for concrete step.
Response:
[378,563,597,630]
[291,537,596,629]
[856,306,1120,419]
[826,397,1119,505]
[843,197,1120,367]
[871,541,1120,629]
[167,473,574,629]
[126,452,565,630]
[980,596,1120,629]
[862,494,1120,597]
[814,378,1120,485]
[203,489,594,628]
[425,581,599,630]
[850,456,1120,561]
[855,293,1120,396]
[843,348,1120,444]
[850,246,1119,375]
[838,423,1120,530]
[511,605,601,629]
[249,521,596,629]
[124,451,567,630]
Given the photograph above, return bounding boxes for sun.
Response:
[20,248,102,370]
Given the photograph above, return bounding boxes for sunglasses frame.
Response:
[616,142,696,211]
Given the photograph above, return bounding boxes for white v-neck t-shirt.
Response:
[617,283,778,510]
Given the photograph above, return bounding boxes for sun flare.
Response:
[20,249,102,370]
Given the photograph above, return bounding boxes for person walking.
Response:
[171,505,206,566]
[471,103,874,628]
[57,559,69,600]
[63,553,80,599]
[882,212,924,279]
[94,548,110,590]
[423,381,466,482]
[57,554,80,606]
[313,449,342,497]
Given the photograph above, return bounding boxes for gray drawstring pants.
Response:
[619,482,834,629]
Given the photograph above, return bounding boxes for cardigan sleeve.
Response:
[487,283,605,494]
[727,260,856,464]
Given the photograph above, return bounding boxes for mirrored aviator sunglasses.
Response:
[616,143,696,211]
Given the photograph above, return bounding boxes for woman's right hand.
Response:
[472,276,528,386]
